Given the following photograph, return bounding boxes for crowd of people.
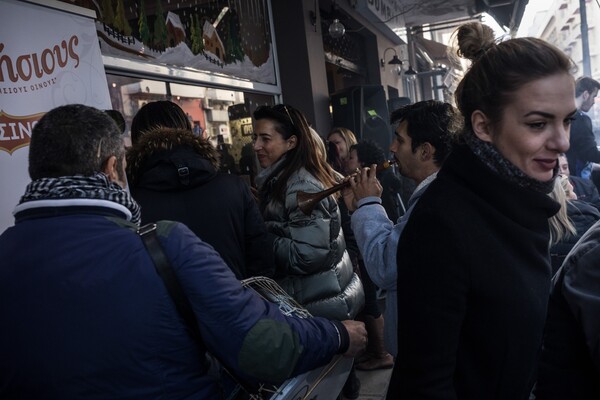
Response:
[2,20,600,400]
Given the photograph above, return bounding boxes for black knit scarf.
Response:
[464,132,557,194]
[19,173,142,225]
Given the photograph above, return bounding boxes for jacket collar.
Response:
[13,198,132,223]
[127,128,220,189]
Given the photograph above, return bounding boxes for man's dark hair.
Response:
[575,76,600,97]
[29,104,123,180]
[390,100,458,166]
[350,140,386,167]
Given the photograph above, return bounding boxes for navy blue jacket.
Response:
[0,199,345,399]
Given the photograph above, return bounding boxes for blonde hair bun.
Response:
[456,22,496,61]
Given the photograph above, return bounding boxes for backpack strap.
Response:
[137,223,207,357]
[135,222,259,399]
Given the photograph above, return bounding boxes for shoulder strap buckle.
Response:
[137,223,157,236]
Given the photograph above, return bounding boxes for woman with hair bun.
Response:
[387,22,576,399]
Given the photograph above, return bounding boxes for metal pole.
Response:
[580,0,591,77]
[407,28,419,102]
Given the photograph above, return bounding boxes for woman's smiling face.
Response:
[475,73,576,182]
[253,119,294,168]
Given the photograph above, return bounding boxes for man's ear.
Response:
[582,90,591,101]
[419,142,432,161]
[471,110,493,143]
[102,155,119,182]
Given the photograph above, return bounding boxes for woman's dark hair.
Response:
[130,101,192,145]
[253,104,337,203]
[453,22,574,136]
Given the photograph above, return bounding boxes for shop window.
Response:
[58,0,277,85]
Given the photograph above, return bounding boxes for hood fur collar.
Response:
[126,127,220,184]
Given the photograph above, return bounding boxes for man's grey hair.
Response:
[29,104,124,180]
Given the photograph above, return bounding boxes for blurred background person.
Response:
[386,22,575,399]
[327,127,357,174]
[343,139,399,371]
[216,134,239,175]
[346,140,404,224]
[549,174,600,273]
[127,100,274,279]
[565,77,600,180]
[558,153,600,211]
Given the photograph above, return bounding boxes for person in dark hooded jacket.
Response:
[127,101,275,279]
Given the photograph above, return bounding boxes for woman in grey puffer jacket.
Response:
[252,104,364,321]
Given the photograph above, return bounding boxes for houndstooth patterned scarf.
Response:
[19,173,141,225]
[464,132,557,194]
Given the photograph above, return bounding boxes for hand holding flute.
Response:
[342,163,384,212]
[297,160,394,215]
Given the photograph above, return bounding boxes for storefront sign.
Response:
[366,0,404,28]
[0,0,111,233]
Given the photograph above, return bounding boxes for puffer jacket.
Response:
[127,128,275,279]
[0,200,347,399]
[259,166,364,321]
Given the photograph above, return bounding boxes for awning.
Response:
[414,36,451,67]
[476,0,529,32]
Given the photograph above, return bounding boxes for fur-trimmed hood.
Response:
[126,128,221,188]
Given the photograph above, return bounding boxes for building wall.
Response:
[271,0,331,134]
[271,0,406,136]
[526,0,600,79]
